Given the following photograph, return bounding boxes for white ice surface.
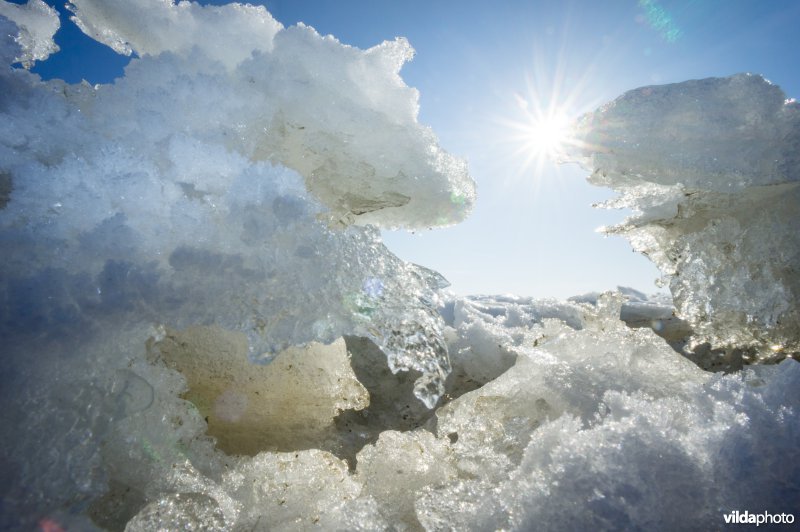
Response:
[0,0,58,66]
[0,2,797,531]
[568,74,800,358]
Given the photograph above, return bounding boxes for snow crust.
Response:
[1,0,476,410]
[67,0,474,230]
[0,0,59,66]
[67,0,282,62]
[568,74,800,360]
[0,1,797,531]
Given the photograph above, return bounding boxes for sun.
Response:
[520,106,572,161]
[498,53,606,181]
[502,94,578,178]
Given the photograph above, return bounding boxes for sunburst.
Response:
[497,37,607,183]
[518,103,573,161]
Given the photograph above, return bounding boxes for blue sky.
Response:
[21,0,800,298]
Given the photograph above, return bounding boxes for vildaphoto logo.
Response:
[723,510,795,526]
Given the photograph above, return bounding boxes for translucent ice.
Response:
[0,0,472,407]
[418,294,799,530]
[1,0,470,525]
[65,0,475,229]
[1,2,797,530]
[0,0,58,66]
[567,74,800,360]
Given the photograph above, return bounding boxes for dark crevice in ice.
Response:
[334,336,435,469]
[621,308,796,372]
[0,171,11,209]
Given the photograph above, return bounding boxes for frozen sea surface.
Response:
[0,1,797,530]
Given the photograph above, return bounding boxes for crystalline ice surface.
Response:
[1,0,475,406]
[565,74,800,358]
[0,0,59,66]
[1,1,798,531]
[419,294,799,530]
[1,0,473,525]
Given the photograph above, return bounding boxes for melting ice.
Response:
[567,74,800,362]
[0,1,797,530]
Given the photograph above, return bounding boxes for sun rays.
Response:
[498,44,601,184]
[500,86,585,188]
[515,99,573,162]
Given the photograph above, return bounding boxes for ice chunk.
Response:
[220,450,387,531]
[66,0,475,229]
[355,430,455,528]
[125,492,227,532]
[0,2,469,524]
[567,74,800,359]
[417,294,800,530]
[149,328,369,456]
[0,0,59,67]
[1,0,470,410]
[67,0,281,64]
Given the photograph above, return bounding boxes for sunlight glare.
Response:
[505,92,579,179]
[494,37,607,190]
[522,107,572,161]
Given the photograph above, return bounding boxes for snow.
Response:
[1,0,475,410]
[567,73,800,360]
[0,0,58,66]
[0,1,797,530]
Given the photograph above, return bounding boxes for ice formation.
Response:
[1,0,475,409]
[1,1,798,531]
[567,74,800,362]
[0,0,58,66]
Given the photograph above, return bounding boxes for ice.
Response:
[124,492,227,532]
[567,74,800,361]
[66,0,474,230]
[1,0,475,412]
[1,1,798,530]
[355,430,455,527]
[1,0,469,525]
[0,0,58,67]
[149,330,369,456]
[418,295,799,530]
[0,0,472,408]
[67,0,282,63]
